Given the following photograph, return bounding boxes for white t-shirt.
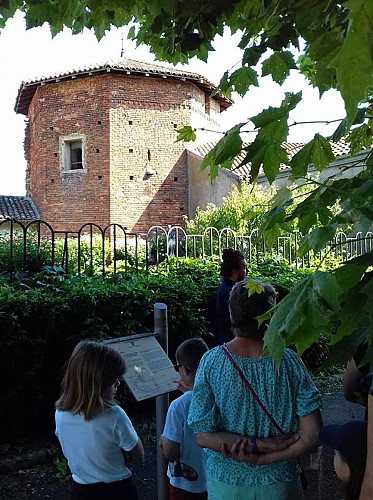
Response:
[55,405,139,484]
[162,391,207,493]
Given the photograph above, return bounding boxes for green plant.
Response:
[184,183,280,235]
[54,456,69,482]
[0,251,361,443]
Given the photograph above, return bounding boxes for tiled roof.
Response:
[15,58,233,115]
[192,139,353,180]
[0,196,40,221]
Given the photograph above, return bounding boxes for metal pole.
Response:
[154,302,169,500]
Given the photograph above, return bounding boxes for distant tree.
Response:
[1,0,372,366]
[184,183,279,235]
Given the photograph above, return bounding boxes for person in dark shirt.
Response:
[319,420,367,500]
[215,248,247,345]
[360,379,373,499]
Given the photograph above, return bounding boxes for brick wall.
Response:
[27,76,111,231]
[26,71,221,232]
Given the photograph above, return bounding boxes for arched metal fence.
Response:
[0,218,372,279]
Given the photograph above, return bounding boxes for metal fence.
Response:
[0,219,372,279]
[147,225,373,268]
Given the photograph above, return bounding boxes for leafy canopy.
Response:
[1,0,373,367]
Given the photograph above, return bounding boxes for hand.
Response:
[221,438,259,464]
[257,433,299,453]
[221,433,300,464]
[174,378,189,393]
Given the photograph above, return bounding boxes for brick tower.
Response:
[15,59,231,232]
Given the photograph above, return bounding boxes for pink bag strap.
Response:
[221,345,284,434]
[221,345,308,490]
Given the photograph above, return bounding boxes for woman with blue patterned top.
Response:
[188,279,322,499]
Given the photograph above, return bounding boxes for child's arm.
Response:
[123,438,145,465]
[159,435,180,463]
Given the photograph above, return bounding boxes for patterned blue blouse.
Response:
[187,345,321,487]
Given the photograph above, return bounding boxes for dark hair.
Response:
[229,279,276,339]
[55,339,126,421]
[220,248,245,279]
[176,338,209,375]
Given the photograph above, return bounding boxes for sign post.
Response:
[102,302,172,500]
[154,303,169,500]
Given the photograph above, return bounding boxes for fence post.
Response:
[154,302,169,500]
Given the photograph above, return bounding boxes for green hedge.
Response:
[0,257,317,442]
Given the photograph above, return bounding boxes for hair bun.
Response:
[222,248,234,260]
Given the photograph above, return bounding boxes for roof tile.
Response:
[0,196,40,221]
[15,58,232,115]
[192,139,354,180]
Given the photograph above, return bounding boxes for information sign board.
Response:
[103,333,178,401]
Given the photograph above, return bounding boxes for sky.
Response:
[0,11,346,196]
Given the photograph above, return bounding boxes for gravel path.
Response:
[0,374,366,500]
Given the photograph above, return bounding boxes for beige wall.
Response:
[187,150,240,218]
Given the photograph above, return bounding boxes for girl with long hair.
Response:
[55,339,144,500]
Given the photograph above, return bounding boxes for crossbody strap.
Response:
[221,345,308,490]
[221,344,284,434]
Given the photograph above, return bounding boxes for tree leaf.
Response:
[229,66,259,96]
[330,0,373,125]
[200,124,244,180]
[302,224,338,255]
[175,126,196,142]
[246,98,297,183]
[331,118,348,142]
[247,139,288,183]
[313,270,343,313]
[263,275,336,368]
[333,253,373,291]
[269,187,293,208]
[329,105,370,142]
[347,122,373,154]
[243,45,265,66]
[280,91,302,112]
[331,289,368,344]
[321,323,368,368]
[301,31,341,94]
[290,134,336,176]
[262,51,297,85]
[251,106,287,128]
[215,71,232,99]
[245,279,265,296]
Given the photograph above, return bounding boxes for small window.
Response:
[205,95,211,116]
[62,138,84,171]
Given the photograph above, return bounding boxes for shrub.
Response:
[0,255,331,443]
[184,182,279,234]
